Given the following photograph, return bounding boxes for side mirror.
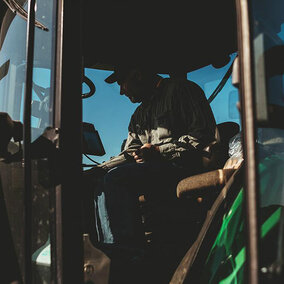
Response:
[82,123,105,156]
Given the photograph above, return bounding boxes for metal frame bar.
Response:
[54,0,84,283]
[23,0,36,282]
[48,0,61,283]
[52,0,65,282]
[235,0,260,283]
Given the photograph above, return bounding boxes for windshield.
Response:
[83,53,240,165]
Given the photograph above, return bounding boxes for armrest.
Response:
[177,169,235,198]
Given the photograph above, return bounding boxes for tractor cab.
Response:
[1,0,284,283]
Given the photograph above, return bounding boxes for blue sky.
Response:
[82,69,137,164]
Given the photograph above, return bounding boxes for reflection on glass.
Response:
[251,0,284,280]
[0,6,28,282]
[31,0,56,283]
[0,0,57,283]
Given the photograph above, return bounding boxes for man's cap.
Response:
[104,65,132,84]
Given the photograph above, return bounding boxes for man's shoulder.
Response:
[160,77,204,96]
[161,77,201,88]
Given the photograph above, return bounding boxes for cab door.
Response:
[250,0,284,282]
[0,0,83,283]
[238,0,284,282]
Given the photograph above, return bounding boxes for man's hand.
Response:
[132,143,160,163]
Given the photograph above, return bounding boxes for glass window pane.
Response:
[31,0,57,283]
[83,54,241,166]
[251,0,284,281]
[83,69,137,164]
[0,0,57,282]
[0,6,27,283]
[188,53,240,126]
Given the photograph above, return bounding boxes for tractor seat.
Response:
[138,122,241,246]
[177,155,243,199]
[177,122,242,199]
[202,121,240,171]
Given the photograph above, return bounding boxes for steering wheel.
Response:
[82,75,96,99]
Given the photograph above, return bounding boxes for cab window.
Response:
[82,53,240,166]
[251,0,284,281]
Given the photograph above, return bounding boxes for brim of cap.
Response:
[104,72,117,84]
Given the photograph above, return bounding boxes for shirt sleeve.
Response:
[97,115,142,170]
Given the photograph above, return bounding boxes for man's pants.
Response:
[95,160,192,248]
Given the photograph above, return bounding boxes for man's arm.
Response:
[97,130,142,170]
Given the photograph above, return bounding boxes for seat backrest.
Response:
[203,122,240,171]
[217,122,240,146]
